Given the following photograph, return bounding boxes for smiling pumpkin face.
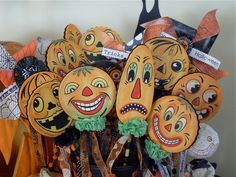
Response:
[18,71,59,118]
[172,73,222,123]
[59,66,116,119]
[145,37,189,91]
[27,81,72,137]
[46,39,88,79]
[116,45,154,123]
[79,26,124,62]
[147,96,199,153]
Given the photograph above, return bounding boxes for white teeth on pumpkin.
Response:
[198,115,203,120]
[196,109,207,114]
[154,116,179,145]
[75,96,103,112]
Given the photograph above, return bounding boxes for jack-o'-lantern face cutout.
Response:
[27,81,72,137]
[145,37,189,90]
[18,71,59,118]
[46,39,88,78]
[59,66,116,119]
[147,96,199,153]
[172,73,222,123]
[79,26,124,62]
[116,45,154,123]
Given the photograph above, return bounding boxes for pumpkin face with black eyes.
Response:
[145,37,189,91]
[18,71,59,118]
[116,45,154,123]
[27,81,72,137]
[79,26,124,62]
[59,66,116,119]
[46,39,88,79]
[172,73,222,123]
[147,96,199,153]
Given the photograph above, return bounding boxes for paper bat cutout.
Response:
[134,0,161,37]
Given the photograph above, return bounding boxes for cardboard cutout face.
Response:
[147,96,199,153]
[18,71,59,118]
[145,37,190,90]
[59,66,116,120]
[79,26,123,62]
[27,81,72,137]
[188,123,219,159]
[46,39,88,79]
[172,73,222,123]
[116,45,154,123]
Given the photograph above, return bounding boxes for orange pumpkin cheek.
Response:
[172,73,222,123]
[27,81,72,137]
[148,96,199,153]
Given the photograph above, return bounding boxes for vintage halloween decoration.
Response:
[147,96,199,153]
[59,66,116,128]
[18,71,58,118]
[59,66,116,177]
[116,44,154,136]
[46,39,88,79]
[46,24,88,79]
[188,123,219,159]
[79,26,124,62]
[172,73,222,123]
[145,37,190,91]
[26,80,72,137]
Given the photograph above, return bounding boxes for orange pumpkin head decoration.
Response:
[116,45,154,123]
[46,39,88,79]
[18,71,59,118]
[59,66,116,120]
[172,73,222,123]
[147,96,199,153]
[145,37,190,91]
[27,81,72,137]
[79,26,124,62]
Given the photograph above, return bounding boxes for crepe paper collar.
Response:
[118,119,147,137]
[75,116,106,132]
[144,138,169,161]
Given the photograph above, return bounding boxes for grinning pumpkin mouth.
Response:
[196,108,210,120]
[120,103,147,115]
[57,68,67,78]
[36,110,71,132]
[154,78,171,87]
[72,94,107,115]
[84,50,107,62]
[153,114,181,146]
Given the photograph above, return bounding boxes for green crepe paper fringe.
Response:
[145,138,169,160]
[75,116,105,132]
[118,118,147,137]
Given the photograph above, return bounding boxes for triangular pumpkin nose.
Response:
[157,64,166,74]
[82,86,93,96]
[68,63,74,70]
[192,97,200,106]
[131,78,141,99]
[164,124,172,132]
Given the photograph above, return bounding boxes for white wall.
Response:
[0,0,235,176]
